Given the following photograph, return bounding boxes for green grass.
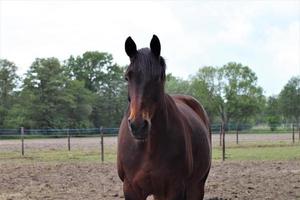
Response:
[0,144,299,163]
[0,148,117,163]
[213,144,300,160]
[224,130,293,134]
[220,140,296,148]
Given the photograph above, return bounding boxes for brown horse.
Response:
[117,35,211,200]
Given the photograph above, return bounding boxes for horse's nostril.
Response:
[129,119,149,135]
[142,120,148,129]
[130,122,137,132]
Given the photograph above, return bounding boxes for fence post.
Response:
[219,124,222,146]
[222,123,225,161]
[236,124,239,145]
[100,127,104,162]
[292,124,295,144]
[298,125,300,142]
[67,129,71,151]
[209,125,212,146]
[21,127,24,156]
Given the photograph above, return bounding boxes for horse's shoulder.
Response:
[117,117,129,182]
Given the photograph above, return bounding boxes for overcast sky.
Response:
[0,0,299,96]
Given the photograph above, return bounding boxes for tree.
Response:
[191,62,264,126]
[22,58,69,128]
[91,64,127,127]
[165,74,191,95]
[65,52,116,92]
[5,58,96,129]
[63,80,95,128]
[190,67,221,123]
[2,90,36,128]
[65,52,127,127]
[221,62,264,125]
[266,96,281,131]
[0,59,19,127]
[279,76,300,124]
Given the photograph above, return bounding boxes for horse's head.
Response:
[124,35,166,140]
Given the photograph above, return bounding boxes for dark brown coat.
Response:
[117,35,211,200]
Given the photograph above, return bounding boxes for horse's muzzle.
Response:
[128,119,150,140]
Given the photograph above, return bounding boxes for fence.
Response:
[0,127,119,162]
[0,123,299,161]
[211,123,300,161]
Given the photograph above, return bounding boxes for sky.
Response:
[0,0,299,96]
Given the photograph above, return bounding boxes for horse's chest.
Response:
[131,157,186,194]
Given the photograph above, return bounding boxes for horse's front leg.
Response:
[123,180,147,200]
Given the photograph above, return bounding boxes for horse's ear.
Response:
[150,34,161,57]
[125,36,137,58]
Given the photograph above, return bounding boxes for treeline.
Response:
[0,52,299,130]
[0,52,127,128]
[166,63,300,130]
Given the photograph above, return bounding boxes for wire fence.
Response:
[0,123,299,161]
[211,123,300,161]
[0,127,119,138]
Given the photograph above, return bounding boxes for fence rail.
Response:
[0,127,119,138]
[1,123,298,136]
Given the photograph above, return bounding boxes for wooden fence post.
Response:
[298,125,300,142]
[67,129,71,151]
[21,127,24,156]
[100,127,104,162]
[236,124,239,145]
[292,124,295,144]
[219,124,222,146]
[222,123,225,161]
[209,125,212,146]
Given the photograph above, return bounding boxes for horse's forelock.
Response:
[130,48,166,81]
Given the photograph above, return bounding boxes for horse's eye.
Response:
[128,95,131,102]
[125,70,133,81]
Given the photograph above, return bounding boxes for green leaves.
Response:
[189,62,264,124]
[0,53,127,129]
[279,76,300,123]
[0,59,19,127]
[0,54,298,129]
[265,96,281,131]
[65,52,115,92]
[165,74,191,95]
[65,52,127,127]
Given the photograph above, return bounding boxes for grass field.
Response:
[1,143,299,163]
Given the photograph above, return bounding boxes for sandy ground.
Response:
[1,135,299,200]
[0,161,299,200]
[0,133,296,152]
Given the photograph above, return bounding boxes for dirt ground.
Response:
[0,160,299,200]
[1,136,299,199]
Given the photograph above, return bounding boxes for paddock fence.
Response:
[211,123,300,160]
[0,123,299,161]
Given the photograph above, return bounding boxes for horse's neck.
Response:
[149,93,177,141]
[150,94,194,175]
[153,93,171,129]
